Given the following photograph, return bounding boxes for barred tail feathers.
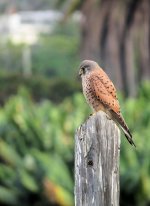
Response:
[120,125,136,147]
[110,110,136,147]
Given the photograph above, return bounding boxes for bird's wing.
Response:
[90,70,120,114]
[90,70,135,147]
[97,69,118,99]
[110,110,136,147]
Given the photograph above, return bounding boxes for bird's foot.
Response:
[79,113,96,130]
[78,124,82,130]
[106,114,111,120]
[87,112,96,120]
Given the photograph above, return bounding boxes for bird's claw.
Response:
[106,114,111,120]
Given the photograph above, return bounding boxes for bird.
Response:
[79,59,135,147]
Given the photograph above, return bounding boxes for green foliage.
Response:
[55,0,82,14]
[0,18,80,78]
[0,71,81,105]
[0,82,150,205]
[119,81,150,206]
[0,89,88,205]
[0,41,23,72]
[32,34,79,77]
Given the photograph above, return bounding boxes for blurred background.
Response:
[0,0,149,206]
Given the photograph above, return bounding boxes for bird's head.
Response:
[79,60,99,77]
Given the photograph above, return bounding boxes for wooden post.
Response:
[75,111,120,206]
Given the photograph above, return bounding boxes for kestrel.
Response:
[79,60,135,147]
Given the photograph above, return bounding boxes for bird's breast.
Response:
[82,76,105,112]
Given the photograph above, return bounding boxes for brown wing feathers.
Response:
[90,71,120,114]
[90,70,136,147]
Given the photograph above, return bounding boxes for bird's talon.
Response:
[106,115,111,120]
[87,113,95,120]
[78,124,83,131]
[87,114,92,119]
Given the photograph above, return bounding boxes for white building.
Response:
[0,10,63,44]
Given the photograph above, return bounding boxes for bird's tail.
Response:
[110,110,136,147]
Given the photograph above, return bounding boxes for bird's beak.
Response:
[79,68,83,76]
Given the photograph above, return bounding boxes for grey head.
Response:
[79,60,99,77]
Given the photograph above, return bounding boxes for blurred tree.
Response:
[58,0,150,97]
[0,0,57,13]
[1,0,149,97]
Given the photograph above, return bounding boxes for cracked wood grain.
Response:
[75,111,120,206]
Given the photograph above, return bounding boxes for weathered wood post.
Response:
[75,111,120,206]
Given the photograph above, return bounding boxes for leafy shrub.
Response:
[32,35,80,77]
[0,72,81,105]
[0,89,87,206]
[0,82,150,205]
[119,81,150,206]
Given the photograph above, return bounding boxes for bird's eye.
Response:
[82,65,89,73]
[82,66,86,73]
